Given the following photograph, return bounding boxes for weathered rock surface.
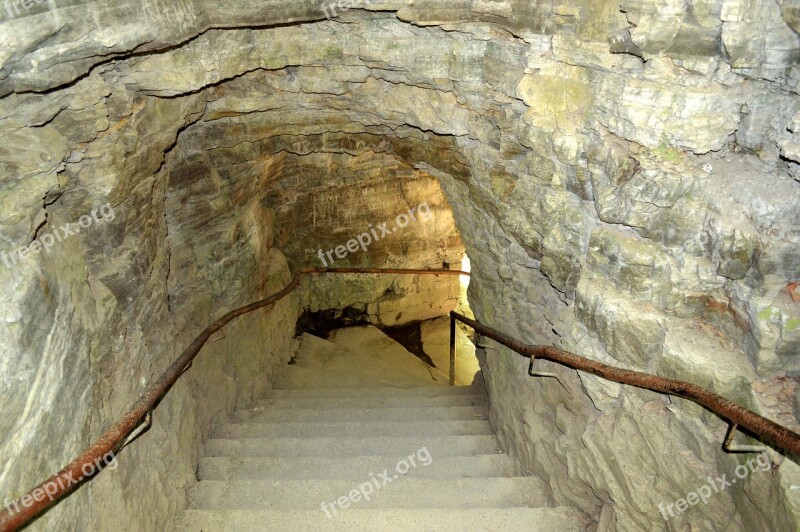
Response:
[0,3,799,532]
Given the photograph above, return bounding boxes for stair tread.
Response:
[264,385,483,398]
[248,393,486,410]
[177,507,589,531]
[205,435,501,457]
[188,477,549,510]
[198,455,516,480]
[174,321,576,530]
[213,419,493,438]
[232,405,488,423]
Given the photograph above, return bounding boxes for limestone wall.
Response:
[0,71,306,528]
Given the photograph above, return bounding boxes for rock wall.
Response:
[1,1,799,531]
[0,68,307,531]
[165,132,466,326]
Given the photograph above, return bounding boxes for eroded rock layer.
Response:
[1,2,799,531]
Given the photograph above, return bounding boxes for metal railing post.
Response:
[449,313,456,386]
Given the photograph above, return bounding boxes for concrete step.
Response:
[177,507,589,531]
[198,455,516,481]
[262,385,483,399]
[249,393,487,410]
[188,477,548,511]
[276,361,439,390]
[231,405,488,423]
[212,420,494,439]
[205,435,501,457]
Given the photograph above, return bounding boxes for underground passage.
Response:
[1,1,800,530]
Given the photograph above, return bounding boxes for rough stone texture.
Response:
[164,130,466,327]
[302,272,464,327]
[0,67,304,528]
[1,2,799,532]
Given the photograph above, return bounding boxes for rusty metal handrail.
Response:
[5,266,799,530]
[450,310,800,458]
[0,267,467,531]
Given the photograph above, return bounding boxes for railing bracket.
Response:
[119,412,152,452]
[475,334,495,350]
[528,355,569,392]
[723,423,767,454]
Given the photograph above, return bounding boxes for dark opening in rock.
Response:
[294,306,371,338]
[379,321,436,367]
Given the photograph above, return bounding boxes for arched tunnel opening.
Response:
[1,3,800,531]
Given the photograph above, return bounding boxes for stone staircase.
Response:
[177,329,587,531]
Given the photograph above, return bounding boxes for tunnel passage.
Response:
[1,3,800,531]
